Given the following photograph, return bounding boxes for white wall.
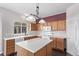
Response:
[66,4,79,56]
[0,14,2,54]
[0,7,39,54]
[0,7,27,38]
[0,7,29,54]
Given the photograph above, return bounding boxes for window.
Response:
[22,23,26,33]
[14,22,27,34]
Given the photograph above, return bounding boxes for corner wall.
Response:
[0,7,26,54]
[66,4,79,56]
[0,14,2,54]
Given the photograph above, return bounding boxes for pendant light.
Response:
[25,3,46,24]
[39,18,46,23]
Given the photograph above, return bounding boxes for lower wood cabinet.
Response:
[16,38,65,56]
[47,41,53,55]
[56,38,64,51]
[4,39,15,56]
[16,45,47,56]
[35,46,47,56]
[16,42,53,56]
[52,38,65,52]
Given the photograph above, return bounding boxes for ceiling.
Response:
[0,3,74,17]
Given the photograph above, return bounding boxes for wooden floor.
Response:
[0,50,72,56]
[51,49,72,56]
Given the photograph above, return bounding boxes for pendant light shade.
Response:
[25,15,36,22]
[24,3,46,23]
[39,19,46,24]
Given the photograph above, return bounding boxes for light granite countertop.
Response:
[4,35,36,40]
[16,38,52,53]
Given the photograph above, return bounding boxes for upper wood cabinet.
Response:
[37,19,66,31]
[37,23,47,31]
[50,21,58,31]
[37,24,41,31]
[58,20,66,31]
[31,23,38,31]
[47,20,66,31]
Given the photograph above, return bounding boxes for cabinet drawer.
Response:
[6,42,15,46]
[6,48,15,55]
[6,46,15,49]
[5,39,15,55]
[7,39,15,43]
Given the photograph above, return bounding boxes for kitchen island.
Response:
[16,38,53,56]
[4,35,40,56]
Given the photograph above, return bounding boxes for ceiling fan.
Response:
[24,3,46,23]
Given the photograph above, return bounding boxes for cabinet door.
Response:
[31,23,38,31]
[35,46,47,56]
[47,41,53,55]
[6,39,15,56]
[51,21,58,31]
[37,24,42,31]
[56,38,64,51]
[58,20,66,31]
[52,38,57,49]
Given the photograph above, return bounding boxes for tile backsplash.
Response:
[3,31,66,39]
[52,31,66,37]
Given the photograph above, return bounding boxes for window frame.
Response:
[14,22,27,34]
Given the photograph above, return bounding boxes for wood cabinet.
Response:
[24,36,39,40]
[16,41,53,56]
[16,45,34,56]
[52,38,57,48]
[50,21,58,31]
[37,23,48,31]
[52,38,65,51]
[58,20,66,31]
[37,24,41,30]
[16,45,47,56]
[31,23,38,31]
[47,41,53,55]
[56,38,64,51]
[4,39,15,56]
[35,46,47,56]
[49,20,66,31]
[37,20,66,31]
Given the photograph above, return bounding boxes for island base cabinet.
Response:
[47,42,53,56]
[35,46,47,56]
[16,41,53,56]
[16,45,34,56]
[16,45,47,56]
